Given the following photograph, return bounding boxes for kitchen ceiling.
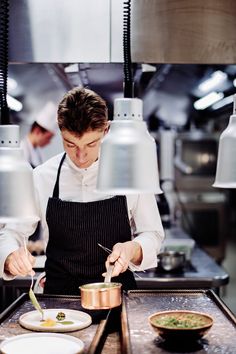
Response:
[8,63,236,133]
[6,1,236,133]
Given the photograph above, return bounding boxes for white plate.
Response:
[0,333,84,354]
[19,309,92,332]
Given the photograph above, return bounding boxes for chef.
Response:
[0,87,164,295]
[20,101,58,168]
[20,102,58,246]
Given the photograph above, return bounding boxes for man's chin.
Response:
[76,161,91,168]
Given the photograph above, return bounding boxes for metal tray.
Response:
[0,293,114,354]
[121,289,236,354]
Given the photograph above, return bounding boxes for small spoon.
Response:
[104,264,114,283]
[23,237,44,321]
[29,287,45,321]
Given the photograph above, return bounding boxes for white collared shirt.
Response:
[20,136,43,167]
[0,152,164,279]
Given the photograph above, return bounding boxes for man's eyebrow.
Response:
[87,138,100,144]
[63,137,75,144]
[63,137,100,145]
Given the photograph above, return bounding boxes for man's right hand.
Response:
[4,247,36,277]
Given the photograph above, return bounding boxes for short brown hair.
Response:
[57,87,108,136]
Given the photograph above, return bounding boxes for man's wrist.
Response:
[130,241,143,265]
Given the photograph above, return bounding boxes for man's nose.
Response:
[76,148,87,160]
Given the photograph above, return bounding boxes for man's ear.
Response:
[104,121,110,135]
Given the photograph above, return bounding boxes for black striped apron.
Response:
[44,153,136,295]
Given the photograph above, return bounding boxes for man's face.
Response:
[61,126,108,168]
[38,131,54,147]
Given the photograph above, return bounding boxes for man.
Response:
[20,102,58,246]
[21,101,57,168]
[0,87,164,295]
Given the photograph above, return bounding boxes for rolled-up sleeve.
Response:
[0,228,21,280]
[0,222,38,280]
[127,194,165,270]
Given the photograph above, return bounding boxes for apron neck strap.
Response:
[52,153,66,198]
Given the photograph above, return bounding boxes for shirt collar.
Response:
[66,154,99,174]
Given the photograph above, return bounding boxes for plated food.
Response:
[149,310,213,341]
[19,308,92,332]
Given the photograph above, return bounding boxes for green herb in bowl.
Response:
[149,310,213,341]
[155,313,209,329]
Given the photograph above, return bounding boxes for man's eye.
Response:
[88,142,97,147]
[88,143,96,147]
[67,143,75,148]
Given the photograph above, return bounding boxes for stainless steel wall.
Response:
[9,0,236,64]
[132,0,236,64]
[9,0,123,63]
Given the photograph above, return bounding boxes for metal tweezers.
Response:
[98,243,145,278]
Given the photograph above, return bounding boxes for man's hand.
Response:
[105,241,143,278]
[4,247,36,277]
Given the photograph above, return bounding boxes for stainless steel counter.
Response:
[121,290,236,354]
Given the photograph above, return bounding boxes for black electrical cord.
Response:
[123,0,133,98]
[0,0,10,125]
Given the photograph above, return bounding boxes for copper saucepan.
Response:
[79,265,122,310]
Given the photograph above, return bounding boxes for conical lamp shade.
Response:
[0,125,40,223]
[213,115,236,188]
[96,98,162,194]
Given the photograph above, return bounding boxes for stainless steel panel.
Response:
[178,194,228,262]
[9,0,236,65]
[131,0,236,64]
[110,0,123,62]
[174,132,219,191]
[9,0,111,63]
